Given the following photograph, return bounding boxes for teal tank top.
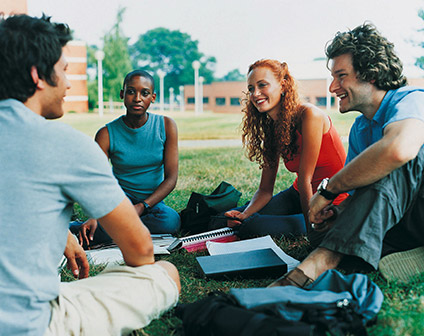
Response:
[107,113,166,202]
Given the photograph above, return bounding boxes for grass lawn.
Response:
[58,108,360,140]
[63,111,423,335]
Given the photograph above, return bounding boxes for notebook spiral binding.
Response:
[167,227,237,252]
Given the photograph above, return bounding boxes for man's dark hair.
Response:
[326,23,407,90]
[0,14,72,102]
[122,70,155,91]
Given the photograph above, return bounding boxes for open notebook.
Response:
[58,234,177,267]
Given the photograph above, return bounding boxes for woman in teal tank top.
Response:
[77,70,180,247]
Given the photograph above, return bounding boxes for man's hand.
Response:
[78,219,98,247]
[308,192,334,225]
[64,231,89,279]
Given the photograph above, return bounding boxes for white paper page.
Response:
[86,247,124,265]
[86,245,169,265]
[206,235,299,272]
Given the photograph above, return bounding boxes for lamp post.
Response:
[199,76,204,114]
[192,60,200,115]
[169,87,174,113]
[157,70,165,113]
[179,85,185,113]
[95,50,105,117]
[326,76,332,111]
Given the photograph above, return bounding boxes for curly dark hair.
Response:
[325,22,407,90]
[0,14,72,102]
[241,59,302,169]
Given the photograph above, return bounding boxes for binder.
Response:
[167,227,238,252]
[196,248,287,279]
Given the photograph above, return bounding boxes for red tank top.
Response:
[283,118,348,205]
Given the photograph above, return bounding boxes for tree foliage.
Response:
[85,9,217,108]
[218,68,245,82]
[102,7,132,100]
[416,9,424,70]
[131,27,216,95]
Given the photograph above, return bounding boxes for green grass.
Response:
[57,108,359,140]
[58,110,244,140]
[65,145,424,336]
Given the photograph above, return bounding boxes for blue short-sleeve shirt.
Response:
[346,86,424,164]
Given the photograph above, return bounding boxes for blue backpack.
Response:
[176,270,383,336]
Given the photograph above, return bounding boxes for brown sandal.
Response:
[267,267,314,288]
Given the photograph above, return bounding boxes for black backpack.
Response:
[176,292,318,336]
[179,181,241,234]
[176,270,383,336]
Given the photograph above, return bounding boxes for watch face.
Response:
[319,178,328,191]
[317,178,338,200]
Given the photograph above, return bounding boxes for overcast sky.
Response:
[28,0,424,78]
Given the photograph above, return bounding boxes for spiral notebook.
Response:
[167,227,238,252]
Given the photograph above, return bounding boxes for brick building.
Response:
[1,0,89,113]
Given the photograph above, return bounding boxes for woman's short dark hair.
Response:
[122,70,155,91]
[325,23,407,90]
[0,14,72,102]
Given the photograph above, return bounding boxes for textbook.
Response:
[196,248,287,279]
[206,235,300,272]
[167,227,238,252]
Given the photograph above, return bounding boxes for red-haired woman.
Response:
[222,59,348,239]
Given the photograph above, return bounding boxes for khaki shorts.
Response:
[45,263,179,336]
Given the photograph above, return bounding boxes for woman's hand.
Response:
[134,202,145,216]
[225,210,247,228]
[78,218,98,247]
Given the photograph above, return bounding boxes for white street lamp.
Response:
[169,87,174,113]
[95,50,105,117]
[199,76,204,114]
[179,85,185,113]
[326,76,332,111]
[192,60,200,115]
[157,70,165,113]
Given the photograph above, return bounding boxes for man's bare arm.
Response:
[309,118,424,224]
[327,119,424,194]
[98,197,154,267]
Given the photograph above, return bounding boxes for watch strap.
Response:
[317,178,339,200]
[142,201,151,215]
[317,188,339,200]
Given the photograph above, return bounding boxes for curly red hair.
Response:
[241,59,301,168]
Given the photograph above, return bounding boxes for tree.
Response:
[85,44,100,109]
[102,7,132,101]
[218,69,245,82]
[130,27,216,95]
[416,9,424,70]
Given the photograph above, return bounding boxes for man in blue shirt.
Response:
[0,14,180,335]
[270,23,424,287]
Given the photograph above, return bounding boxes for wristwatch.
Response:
[317,178,339,200]
[142,201,151,215]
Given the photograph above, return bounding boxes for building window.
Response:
[215,97,226,106]
[315,97,326,106]
[315,97,335,106]
[187,97,195,104]
[203,97,209,104]
[230,97,240,106]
